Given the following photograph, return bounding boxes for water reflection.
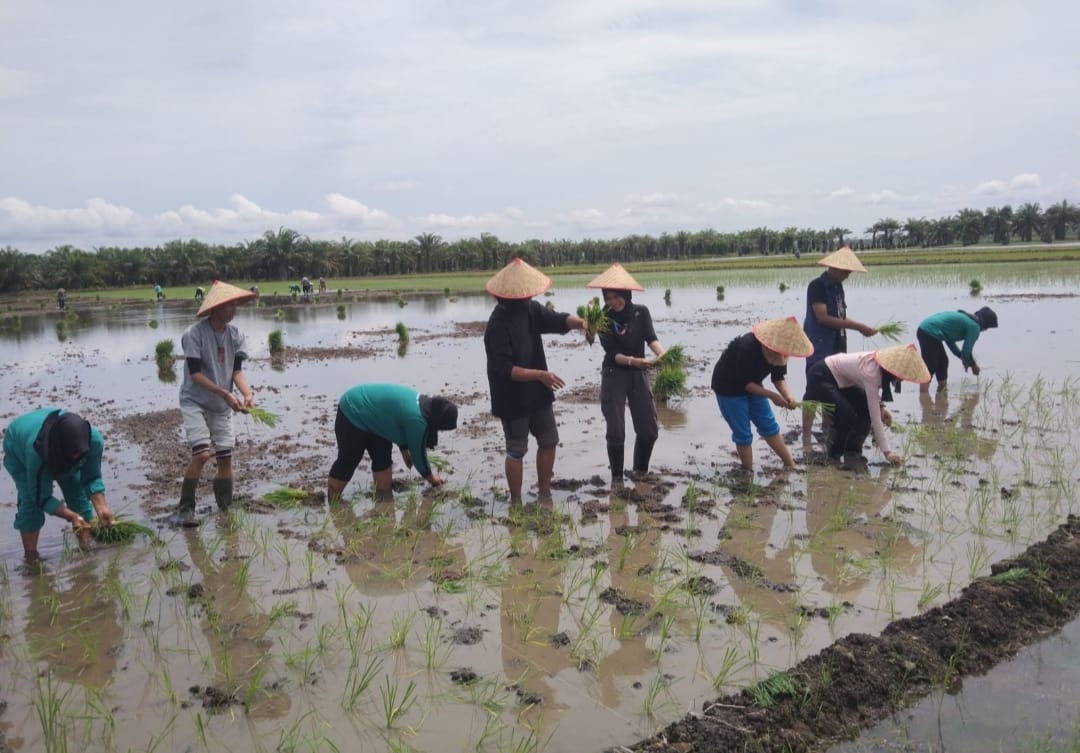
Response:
[329,495,465,596]
[500,501,574,727]
[598,490,660,708]
[182,524,291,719]
[23,559,121,691]
[655,402,688,431]
[804,467,922,605]
[915,390,997,462]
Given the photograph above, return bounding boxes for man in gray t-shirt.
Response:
[176,281,257,525]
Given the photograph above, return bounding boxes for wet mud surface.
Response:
[624,515,1080,753]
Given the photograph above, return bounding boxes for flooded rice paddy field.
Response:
[2,261,1080,752]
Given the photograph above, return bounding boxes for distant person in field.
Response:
[301,277,313,301]
[3,408,115,561]
[916,307,998,393]
[483,258,585,505]
[249,285,259,298]
[154,283,165,302]
[802,246,877,444]
[326,383,458,504]
[319,277,327,295]
[56,288,66,310]
[711,317,813,471]
[194,286,205,304]
[175,281,257,525]
[585,263,666,487]
[803,344,930,465]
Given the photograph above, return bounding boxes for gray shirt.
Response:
[179,318,248,412]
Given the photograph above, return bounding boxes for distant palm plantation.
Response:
[1,200,1077,293]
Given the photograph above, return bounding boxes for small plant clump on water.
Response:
[577,297,609,345]
[970,279,983,295]
[664,288,672,306]
[262,487,311,506]
[395,321,410,344]
[275,308,286,320]
[268,329,284,354]
[779,282,789,293]
[147,319,159,329]
[336,304,346,320]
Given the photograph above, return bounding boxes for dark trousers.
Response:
[805,361,871,456]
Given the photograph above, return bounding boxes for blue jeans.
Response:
[717,394,779,446]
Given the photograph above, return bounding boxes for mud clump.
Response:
[599,587,651,616]
[450,626,484,645]
[450,668,478,686]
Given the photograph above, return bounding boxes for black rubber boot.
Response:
[607,444,625,488]
[177,478,199,527]
[213,478,234,512]
[632,437,655,474]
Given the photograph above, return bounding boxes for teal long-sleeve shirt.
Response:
[338,384,434,478]
[918,311,982,368]
[3,408,106,517]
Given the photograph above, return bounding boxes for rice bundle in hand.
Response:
[794,400,836,418]
[244,406,281,427]
[655,344,687,368]
[874,321,906,342]
[577,297,609,346]
[91,517,158,544]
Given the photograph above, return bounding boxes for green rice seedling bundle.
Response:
[262,487,311,506]
[395,321,410,344]
[656,344,686,369]
[155,339,175,360]
[652,364,687,402]
[91,517,158,544]
[874,320,906,342]
[793,400,835,417]
[577,297,609,345]
[268,329,284,353]
[244,406,281,427]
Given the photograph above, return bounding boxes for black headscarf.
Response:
[34,410,91,474]
[419,395,459,449]
[879,368,901,402]
[602,288,635,326]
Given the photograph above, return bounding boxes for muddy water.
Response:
[1,262,1080,753]
[830,615,1080,753]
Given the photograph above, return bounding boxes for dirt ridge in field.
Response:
[622,514,1080,753]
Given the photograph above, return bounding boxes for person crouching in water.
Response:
[804,344,930,465]
[326,383,458,504]
[711,317,813,471]
[586,263,666,487]
[916,306,998,393]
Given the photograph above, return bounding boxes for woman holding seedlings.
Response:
[711,317,813,471]
[326,383,459,504]
[175,280,257,525]
[586,263,666,486]
[916,307,998,393]
[802,246,877,443]
[803,344,931,464]
[3,408,115,561]
[484,258,585,505]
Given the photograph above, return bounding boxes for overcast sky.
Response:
[2,0,1077,253]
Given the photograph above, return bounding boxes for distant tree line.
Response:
[1,200,1077,293]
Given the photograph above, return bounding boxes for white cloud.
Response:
[859,190,919,205]
[826,186,855,200]
[624,192,681,207]
[974,179,1007,196]
[1009,173,1041,190]
[415,208,524,231]
[324,193,393,225]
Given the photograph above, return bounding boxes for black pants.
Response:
[804,361,871,456]
[329,408,393,481]
[600,367,658,446]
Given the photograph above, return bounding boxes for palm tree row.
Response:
[1,201,1077,293]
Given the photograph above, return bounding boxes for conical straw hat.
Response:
[752,316,814,358]
[196,280,257,317]
[586,262,644,291]
[484,258,552,299]
[817,246,868,273]
[874,344,931,383]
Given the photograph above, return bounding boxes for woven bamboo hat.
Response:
[586,262,644,291]
[752,316,814,358]
[875,344,931,383]
[484,258,552,299]
[196,280,257,317]
[818,246,868,273]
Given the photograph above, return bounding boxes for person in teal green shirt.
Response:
[3,408,115,561]
[916,307,998,393]
[327,384,458,503]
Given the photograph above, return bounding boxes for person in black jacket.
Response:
[586,263,667,487]
[484,258,584,505]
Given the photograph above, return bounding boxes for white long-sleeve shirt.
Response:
[824,351,892,456]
